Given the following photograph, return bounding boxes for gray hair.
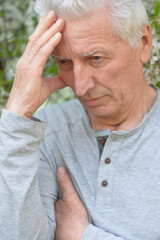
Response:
[34,0,149,49]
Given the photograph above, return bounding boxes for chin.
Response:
[86,105,115,118]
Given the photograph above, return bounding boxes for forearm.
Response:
[0,109,52,240]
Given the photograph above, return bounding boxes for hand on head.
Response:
[6,11,67,119]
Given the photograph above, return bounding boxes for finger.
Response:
[41,76,67,101]
[38,16,45,25]
[24,19,65,62]
[43,75,67,91]
[30,11,57,41]
[57,167,80,203]
[24,11,57,57]
[54,199,63,214]
[31,32,62,70]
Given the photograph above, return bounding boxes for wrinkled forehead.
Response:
[54,11,118,57]
[62,10,114,37]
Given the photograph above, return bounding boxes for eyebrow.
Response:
[52,48,109,60]
[52,54,67,60]
[82,48,108,57]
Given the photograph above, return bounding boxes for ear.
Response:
[139,24,152,63]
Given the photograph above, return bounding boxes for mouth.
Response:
[82,96,105,106]
[84,96,102,101]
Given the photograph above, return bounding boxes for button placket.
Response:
[96,140,122,209]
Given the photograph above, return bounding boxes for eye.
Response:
[56,58,73,71]
[90,56,102,61]
[93,56,101,60]
[59,59,68,64]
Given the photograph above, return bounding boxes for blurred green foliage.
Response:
[144,0,160,87]
[0,0,160,114]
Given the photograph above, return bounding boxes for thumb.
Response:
[42,75,67,96]
[57,166,80,203]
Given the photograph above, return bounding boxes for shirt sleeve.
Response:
[82,224,125,240]
[0,109,53,240]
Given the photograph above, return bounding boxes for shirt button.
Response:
[102,180,108,187]
[99,138,106,146]
[105,158,111,164]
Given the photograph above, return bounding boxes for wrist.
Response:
[6,103,31,119]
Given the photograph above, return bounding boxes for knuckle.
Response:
[22,64,30,72]
[28,34,36,42]
[16,60,30,72]
[15,59,22,70]
[38,47,45,56]
[55,200,62,209]
[35,39,41,47]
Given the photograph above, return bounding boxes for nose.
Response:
[73,62,95,96]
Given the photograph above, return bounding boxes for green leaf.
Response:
[44,65,58,76]
[154,0,160,17]
[156,82,160,89]
[0,70,4,83]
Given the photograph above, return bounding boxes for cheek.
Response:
[95,62,132,103]
[58,69,74,88]
[99,59,135,91]
[96,62,122,91]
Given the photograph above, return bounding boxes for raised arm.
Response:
[6,11,66,119]
[0,11,66,240]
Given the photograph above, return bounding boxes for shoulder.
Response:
[34,99,87,135]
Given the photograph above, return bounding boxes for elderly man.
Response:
[0,0,160,239]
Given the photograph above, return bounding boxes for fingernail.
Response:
[56,18,62,23]
[55,32,61,39]
[57,18,65,25]
[58,166,66,174]
[48,10,54,18]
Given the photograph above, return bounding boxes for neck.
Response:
[89,84,157,132]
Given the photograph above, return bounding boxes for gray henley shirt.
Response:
[0,88,160,240]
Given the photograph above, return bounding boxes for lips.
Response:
[82,95,105,106]
[85,97,101,101]
[83,96,103,101]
